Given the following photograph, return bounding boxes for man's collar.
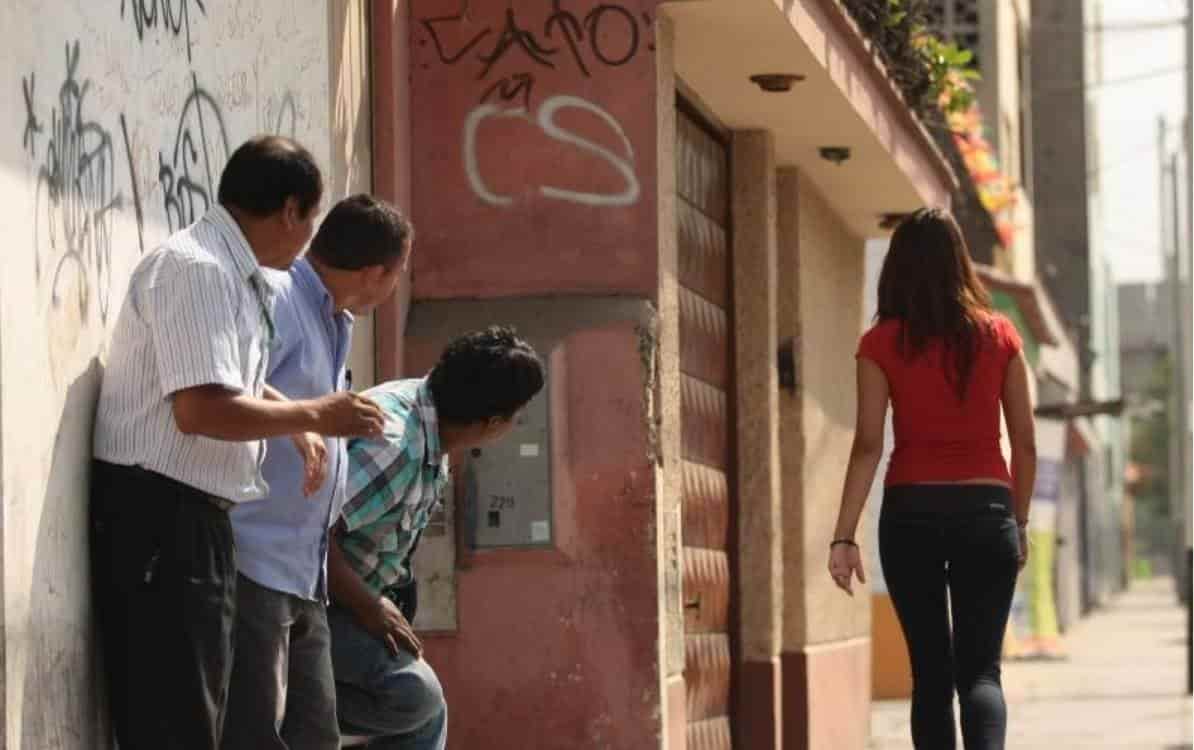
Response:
[208,204,263,283]
[294,257,332,308]
[295,257,356,322]
[415,379,442,467]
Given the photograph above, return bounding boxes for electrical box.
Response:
[463,379,553,548]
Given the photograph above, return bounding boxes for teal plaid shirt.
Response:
[340,378,448,595]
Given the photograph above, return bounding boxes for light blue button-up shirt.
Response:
[231,258,353,601]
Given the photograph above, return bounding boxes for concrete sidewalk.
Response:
[869,577,1193,749]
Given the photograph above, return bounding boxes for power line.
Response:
[1092,65,1185,90]
[1034,65,1185,98]
[1088,17,1188,32]
[1089,140,1172,178]
[1033,17,1188,33]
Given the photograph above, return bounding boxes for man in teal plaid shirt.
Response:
[327,326,544,750]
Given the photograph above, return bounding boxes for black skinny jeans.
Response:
[879,484,1021,750]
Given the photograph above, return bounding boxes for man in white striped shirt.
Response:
[91,136,386,750]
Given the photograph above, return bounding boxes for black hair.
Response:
[217,135,323,218]
[307,194,413,270]
[429,326,545,425]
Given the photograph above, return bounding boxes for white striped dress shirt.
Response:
[94,205,277,503]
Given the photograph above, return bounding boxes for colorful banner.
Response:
[1005,419,1067,659]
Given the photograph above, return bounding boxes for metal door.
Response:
[676,99,735,750]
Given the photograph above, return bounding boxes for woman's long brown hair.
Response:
[877,208,993,399]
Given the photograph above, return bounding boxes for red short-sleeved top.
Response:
[856,313,1022,487]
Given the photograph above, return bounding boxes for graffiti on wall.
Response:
[464,94,639,207]
[263,90,298,138]
[420,2,652,104]
[27,41,130,324]
[21,74,43,156]
[159,72,230,232]
[11,2,325,401]
[18,11,313,327]
[417,1,652,209]
[120,0,209,63]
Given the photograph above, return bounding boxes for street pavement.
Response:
[869,577,1193,749]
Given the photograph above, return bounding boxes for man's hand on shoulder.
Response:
[311,392,386,438]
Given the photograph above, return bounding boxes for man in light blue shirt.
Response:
[222,195,413,750]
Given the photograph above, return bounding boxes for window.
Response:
[925,0,982,69]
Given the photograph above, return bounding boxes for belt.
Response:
[202,494,235,512]
[92,461,235,513]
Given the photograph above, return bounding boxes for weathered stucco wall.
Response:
[796,173,868,646]
[778,170,871,750]
[0,2,373,745]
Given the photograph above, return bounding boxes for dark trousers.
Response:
[91,460,237,750]
[222,575,340,750]
[879,484,1021,750]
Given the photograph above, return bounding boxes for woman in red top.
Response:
[829,208,1036,749]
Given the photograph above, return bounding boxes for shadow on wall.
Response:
[20,358,108,750]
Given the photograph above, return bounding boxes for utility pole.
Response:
[1161,116,1183,590]
[1170,145,1191,695]
[1183,0,1192,698]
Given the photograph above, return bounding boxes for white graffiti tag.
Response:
[463,94,640,208]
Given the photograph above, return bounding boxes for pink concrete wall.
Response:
[408,0,660,298]
[399,3,668,745]
[406,323,663,749]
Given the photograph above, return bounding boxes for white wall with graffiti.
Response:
[0,1,342,744]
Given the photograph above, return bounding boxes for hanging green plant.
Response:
[839,0,982,122]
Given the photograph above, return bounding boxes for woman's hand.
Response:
[828,541,867,596]
[1017,526,1029,571]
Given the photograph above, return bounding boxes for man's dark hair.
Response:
[429,326,545,424]
[308,194,413,270]
[218,135,323,218]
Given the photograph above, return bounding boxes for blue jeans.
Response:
[879,484,1021,750]
[327,606,447,750]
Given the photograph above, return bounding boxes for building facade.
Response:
[1032,0,1127,611]
[0,1,960,748]
[399,2,953,747]
[0,2,376,745]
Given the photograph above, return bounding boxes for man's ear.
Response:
[281,197,299,229]
[283,196,309,229]
[360,263,387,285]
[399,239,414,272]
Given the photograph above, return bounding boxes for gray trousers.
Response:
[222,575,340,750]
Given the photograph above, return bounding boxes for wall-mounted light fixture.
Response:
[819,146,851,165]
[749,73,805,92]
